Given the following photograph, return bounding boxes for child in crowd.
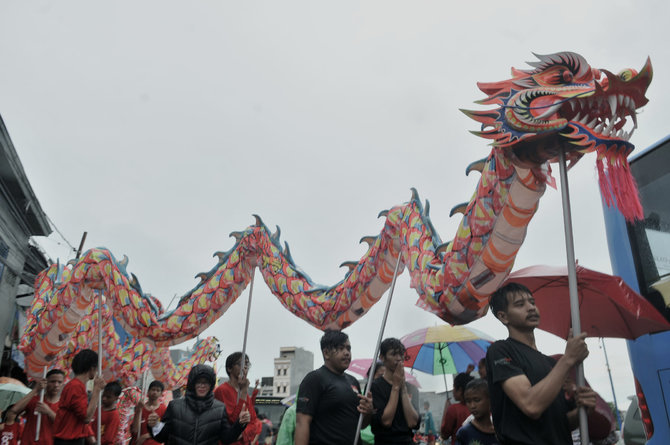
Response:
[10,369,65,445]
[441,372,474,442]
[133,380,167,445]
[455,379,498,445]
[53,349,106,445]
[90,381,121,445]
[1,404,22,445]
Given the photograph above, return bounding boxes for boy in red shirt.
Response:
[214,352,262,445]
[441,372,474,443]
[90,381,121,445]
[53,348,106,445]
[0,404,22,445]
[9,368,65,445]
[132,380,167,445]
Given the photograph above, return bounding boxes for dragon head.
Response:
[463,51,653,220]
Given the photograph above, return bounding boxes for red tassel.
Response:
[595,146,644,221]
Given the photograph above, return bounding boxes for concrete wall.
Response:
[0,200,27,350]
[289,347,313,395]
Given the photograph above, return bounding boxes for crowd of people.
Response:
[1,282,619,445]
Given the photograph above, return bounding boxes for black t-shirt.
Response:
[486,338,574,445]
[370,377,419,444]
[297,366,362,445]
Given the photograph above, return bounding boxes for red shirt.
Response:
[21,396,59,445]
[139,403,167,445]
[0,422,22,445]
[213,382,262,445]
[91,408,120,445]
[440,401,471,441]
[53,378,94,440]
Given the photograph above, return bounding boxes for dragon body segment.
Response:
[21,262,219,386]
[19,52,652,378]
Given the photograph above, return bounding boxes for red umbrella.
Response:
[506,264,670,339]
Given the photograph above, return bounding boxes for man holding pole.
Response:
[53,349,106,445]
[8,369,65,445]
[294,330,373,445]
[485,283,596,445]
[133,380,167,445]
[214,352,262,445]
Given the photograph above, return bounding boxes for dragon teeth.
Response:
[586,117,597,127]
[595,123,604,133]
[608,96,617,117]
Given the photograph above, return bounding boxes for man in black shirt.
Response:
[370,337,420,445]
[295,330,373,445]
[485,282,596,445]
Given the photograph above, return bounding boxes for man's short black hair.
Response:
[465,378,489,397]
[225,352,250,376]
[320,330,348,352]
[71,349,98,375]
[104,381,122,397]
[46,369,65,378]
[379,337,406,357]
[489,282,533,320]
[453,372,474,391]
[149,380,165,391]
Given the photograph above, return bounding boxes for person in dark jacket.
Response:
[148,364,249,445]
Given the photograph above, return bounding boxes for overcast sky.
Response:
[2,1,669,409]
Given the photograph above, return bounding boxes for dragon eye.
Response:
[561,70,573,83]
[534,66,575,86]
[618,68,638,82]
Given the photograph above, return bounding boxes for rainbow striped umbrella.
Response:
[400,325,494,378]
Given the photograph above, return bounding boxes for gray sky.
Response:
[2,1,669,409]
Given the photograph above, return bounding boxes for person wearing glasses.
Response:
[214,352,263,445]
[147,364,249,445]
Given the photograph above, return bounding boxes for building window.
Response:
[283,368,287,376]
[277,386,281,393]
[277,368,281,376]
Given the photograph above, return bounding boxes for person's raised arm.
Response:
[85,376,106,422]
[147,404,171,443]
[378,367,402,428]
[502,333,589,420]
[132,400,144,441]
[294,413,312,445]
[399,383,420,429]
[9,379,44,415]
[35,400,58,421]
[566,386,597,429]
[220,403,248,444]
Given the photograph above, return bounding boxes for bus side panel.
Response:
[603,201,670,443]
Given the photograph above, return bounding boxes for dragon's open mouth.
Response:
[563,93,638,142]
